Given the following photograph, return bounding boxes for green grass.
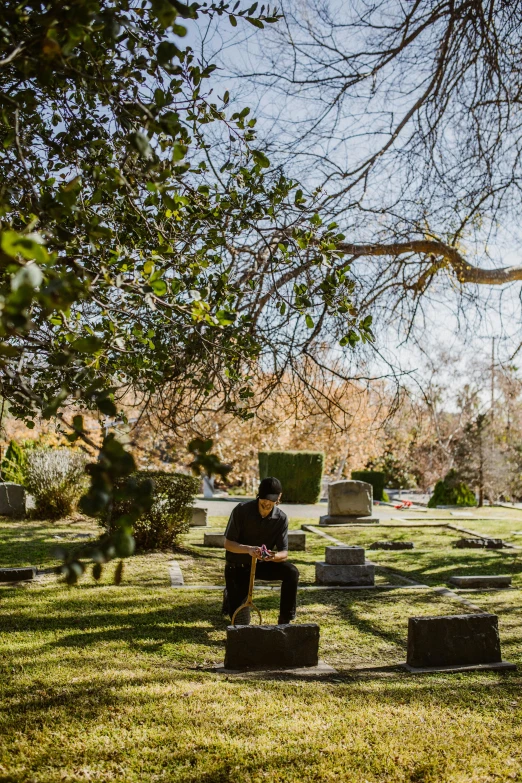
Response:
[1,516,522,782]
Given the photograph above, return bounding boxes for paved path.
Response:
[193,496,329,520]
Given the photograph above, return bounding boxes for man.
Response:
[223,476,299,625]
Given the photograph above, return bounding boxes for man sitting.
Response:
[223,476,299,625]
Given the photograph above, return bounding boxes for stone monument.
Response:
[315,545,375,586]
[190,507,208,527]
[0,483,26,518]
[319,480,378,525]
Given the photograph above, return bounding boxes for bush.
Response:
[1,440,28,484]
[104,471,200,551]
[428,469,477,508]
[25,448,88,519]
[351,470,386,501]
[258,451,324,504]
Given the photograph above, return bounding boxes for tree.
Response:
[219,0,522,327]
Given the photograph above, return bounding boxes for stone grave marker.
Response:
[315,545,375,586]
[404,613,516,672]
[449,575,512,588]
[224,623,320,670]
[203,530,306,550]
[319,480,378,525]
[454,538,505,549]
[0,483,26,518]
[369,541,414,550]
[0,566,36,582]
[190,507,208,527]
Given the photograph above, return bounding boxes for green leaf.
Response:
[252,149,270,168]
[1,231,49,264]
[305,314,314,329]
[229,14,237,26]
[71,336,103,353]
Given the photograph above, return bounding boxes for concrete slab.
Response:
[449,575,512,588]
[319,516,379,526]
[169,560,184,586]
[203,532,225,547]
[224,623,319,670]
[288,530,306,550]
[402,661,516,674]
[214,660,337,678]
[369,541,414,550]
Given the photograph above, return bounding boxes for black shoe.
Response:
[278,616,292,625]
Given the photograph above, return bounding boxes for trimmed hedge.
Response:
[428,469,477,508]
[258,451,324,504]
[103,471,199,550]
[351,470,385,502]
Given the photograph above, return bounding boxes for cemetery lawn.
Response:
[1,515,522,782]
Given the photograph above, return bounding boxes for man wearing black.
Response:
[224,476,299,625]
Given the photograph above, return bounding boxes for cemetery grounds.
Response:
[1,507,522,782]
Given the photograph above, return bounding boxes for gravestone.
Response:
[224,623,319,670]
[204,531,225,547]
[454,538,505,549]
[404,613,516,671]
[315,545,375,585]
[0,566,36,582]
[0,483,26,518]
[369,541,414,550]
[319,480,378,525]
[288,530,306,551]
[190,507,208,527]
[449,575,512,588]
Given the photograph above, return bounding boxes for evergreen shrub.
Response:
[25,448,88,518]
[428,469,477,508]
[258,451,324,504]
[104,471,199,550]
[351,470,386,501]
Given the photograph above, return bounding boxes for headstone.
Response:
[369,541,414,550]
[449,575,512,588]
[169,560,184,586]
[224,623,319,670]
[0,566,36,582]
[190,507,208,527]
[406,613,509,669]
[203,531,225,547]
[315,562,375,586]
[0,483,26,518]
[454,538,505,549]
[288,530,306,551]
[325,545,365,564]
[319,480,378,525]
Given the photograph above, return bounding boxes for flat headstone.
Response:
[325,545,365,565]
[214,660,337,678]
[0,483,26,518]
[319,515,379,526]
[369,541,414,550]
[327,480,372,517]
[454,538,505,549]
[406,613,505,668]
[169,560,184,586]
[315,562,375,586]
[449,575,512,588]
[224,623,319,670]
[0,566,36,582]
[288,530,306,551]
[190,507,208,527]
[204,532,225,547]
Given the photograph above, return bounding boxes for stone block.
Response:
[327,480,372,517]
[204,532,225,547]
[315,562,375,586]
[449,575,512,588]
[454,538,505,549]
[287,530,306,551]
[369,541,414,550]
[0,566,36,582]
[406,613,503,668]
[169,560,184,586]
[319,515,379,526]
[224,623,320,670]
[0,483,26,518]
[190,507,208,527]
[325,545,365,565]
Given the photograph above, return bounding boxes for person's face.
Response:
[258,495,281,517]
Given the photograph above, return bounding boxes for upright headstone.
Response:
[319,480,378,525]
[204,531,225,547]
[190,507,208,527]
[404,613,516,671]
[0,483,26,518]
[315,545,375,585]
[224,624,320,670]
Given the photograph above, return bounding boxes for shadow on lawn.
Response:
[372,550,522,586]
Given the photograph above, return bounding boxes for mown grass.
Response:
[1,515,522,782]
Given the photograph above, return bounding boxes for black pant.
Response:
[224,561,299,622]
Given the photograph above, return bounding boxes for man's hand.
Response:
[248,545,262,559]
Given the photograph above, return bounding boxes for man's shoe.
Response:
[278,616,292,625]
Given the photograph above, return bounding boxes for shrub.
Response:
[428,469,477,508]
[103,471,200,551]
[351,470,386,502]
[25,448,88,519]
[1,440,28,484]
[258,451,324,504]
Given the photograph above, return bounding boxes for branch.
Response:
[337,240,522,286]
